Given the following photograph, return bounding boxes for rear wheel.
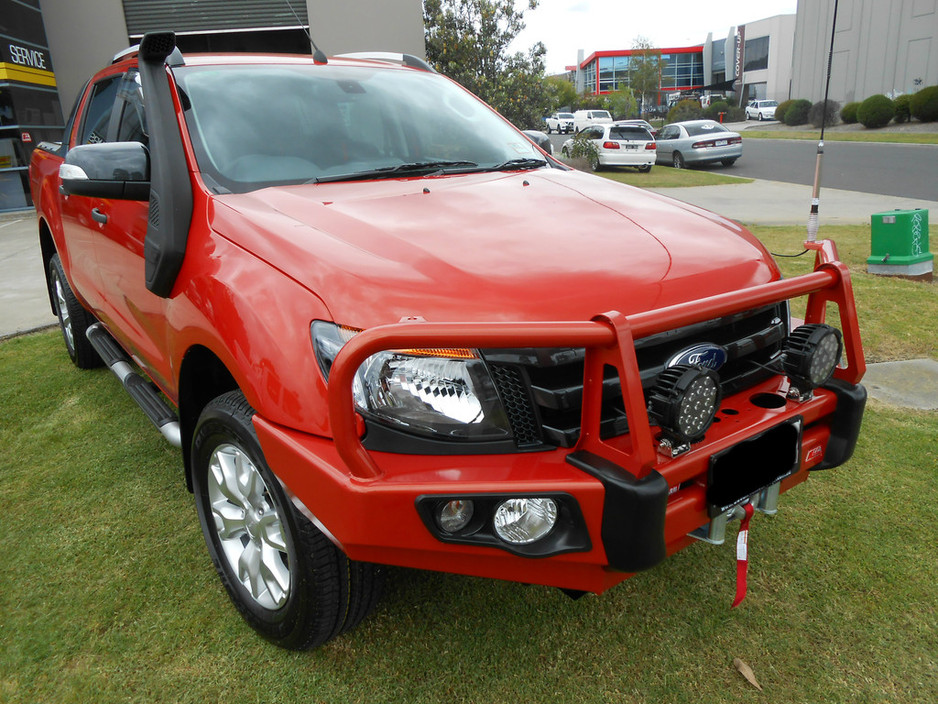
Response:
[721,158,738,166]
[192,390,384,650]
[672,152,686,169]
[758,113,764,121]
[589,153,601,171]
[48,253,101,369]
[638,164,652,173]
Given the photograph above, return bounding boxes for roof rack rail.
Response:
[334,52,435,73]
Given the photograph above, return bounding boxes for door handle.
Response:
[91,207,108,224]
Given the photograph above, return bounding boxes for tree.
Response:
[605,88,638,120]
[424,0,550,129]
[628,36,663,114]
[544,75,577,111]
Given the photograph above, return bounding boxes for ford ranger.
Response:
[29,33,866,650]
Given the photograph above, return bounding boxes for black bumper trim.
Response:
[566,451,668,573]
[813,378,867,470]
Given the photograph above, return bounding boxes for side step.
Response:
[86,323,182,448]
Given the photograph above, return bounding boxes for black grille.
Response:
[484,304,787,449]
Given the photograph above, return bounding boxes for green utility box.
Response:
[867,209,933,281]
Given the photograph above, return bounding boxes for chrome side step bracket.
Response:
[86,323,182,448]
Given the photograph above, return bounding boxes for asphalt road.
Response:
[547,130,938,200]
[728,137,938,200]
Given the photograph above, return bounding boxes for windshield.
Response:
[684,122,729,137]
[175,63,544,193]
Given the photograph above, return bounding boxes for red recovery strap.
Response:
[732,503,756,608]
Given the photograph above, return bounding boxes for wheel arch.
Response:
[178,344,238,490]
[38,218,57,313]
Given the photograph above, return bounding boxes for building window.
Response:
[744,36,770,72]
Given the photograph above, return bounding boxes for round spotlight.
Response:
[493,498,558,544]
[648,365,722,443]
[782,324,843,392]
[437,499,474,534]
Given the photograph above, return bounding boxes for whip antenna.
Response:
[807,0,839,242]
[284,0,328,63]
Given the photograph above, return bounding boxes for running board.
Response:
[86,323,182,448]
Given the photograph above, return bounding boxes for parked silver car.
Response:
[655,120,742,168]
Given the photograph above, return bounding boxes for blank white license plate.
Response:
[624,144,638,150]
[715,140,728,146]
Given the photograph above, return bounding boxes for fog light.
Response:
[438,499,474,533]
[493,498,558,544]
[647,364,722,444]
[782,324,842,396]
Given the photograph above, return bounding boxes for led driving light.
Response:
[782,324,842,395]
[437,499,474,534]
[647,364,722,444]
[493,498,558,544]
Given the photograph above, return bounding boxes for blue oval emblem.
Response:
[667,343,727,371]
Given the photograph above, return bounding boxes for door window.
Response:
[76,76,121,145]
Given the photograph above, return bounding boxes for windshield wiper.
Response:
[482,158,549,172]
[312,160,479,184]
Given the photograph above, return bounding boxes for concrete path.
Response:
[0,211,55,340]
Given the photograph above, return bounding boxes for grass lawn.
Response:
[743,129,938,145]
[597,165,752,188]
[1,227,936,702]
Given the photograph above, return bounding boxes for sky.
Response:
[509,0,799,75]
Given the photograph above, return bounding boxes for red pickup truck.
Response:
[30,33,866,650]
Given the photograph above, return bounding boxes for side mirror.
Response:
[59,142,150,200]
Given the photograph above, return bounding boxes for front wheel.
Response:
[48,253,101,369]
[192,390,384,650]
[672,152,686,169]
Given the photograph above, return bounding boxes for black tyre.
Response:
[637,164,652,173]
[589,153,601,171]
[546,125,552,134]
[48,253,102,369]
[758,112,764,121]
[672,152,686,169]
[192,390,384,650]
[722,158,738,166]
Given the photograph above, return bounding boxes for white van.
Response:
[573,109,613,133]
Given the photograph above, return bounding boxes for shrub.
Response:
[809,99,841,128]
[667,99,703,123]
[840,101,861,124]
[894,94,911,123]
[703,100,731,120]
[561,131,599,169]
[910,85,938,122]
[857,94,895,128]
[782,99,812,125]
[774,99,794,124]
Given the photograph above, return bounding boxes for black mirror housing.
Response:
[60,142,150,200]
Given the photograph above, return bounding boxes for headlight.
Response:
[312,321,512,441]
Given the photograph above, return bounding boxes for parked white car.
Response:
[545,112,575,134]
[561,123,656,172]
[746,99,778,121]
[573,109,613,133]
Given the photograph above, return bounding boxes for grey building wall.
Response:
[39,0,425,111]
[791,0,938,104]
